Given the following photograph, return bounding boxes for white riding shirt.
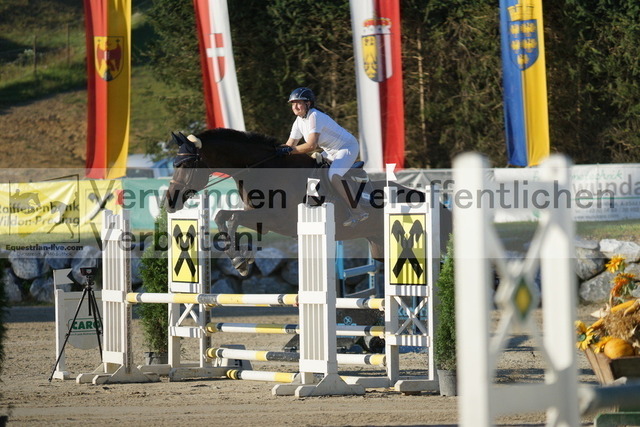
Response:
[289,108,359,178]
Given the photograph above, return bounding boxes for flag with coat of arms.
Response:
[500,0,550,167]
[84,0,131,179]
[350,0,405,173]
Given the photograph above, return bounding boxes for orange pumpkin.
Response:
[603,338,635,359]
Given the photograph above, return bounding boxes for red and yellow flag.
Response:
[84,0,131,179]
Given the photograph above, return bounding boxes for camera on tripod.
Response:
[80,267,97,277]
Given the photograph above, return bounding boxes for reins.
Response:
[201,152,280,191]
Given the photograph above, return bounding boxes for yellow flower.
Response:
[611,273,636,297]
[606,255,626,274]
[575,321,596,351]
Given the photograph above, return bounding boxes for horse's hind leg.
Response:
[214,210,254,276]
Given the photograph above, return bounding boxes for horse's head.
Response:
[164,132,211,213]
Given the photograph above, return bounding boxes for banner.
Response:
[193,0,245,131]
[500,0,550,167]
[350,0,405,173]
[84,0,131,179]
[0,178,122,244]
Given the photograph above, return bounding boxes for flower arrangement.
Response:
[576,255,639,361]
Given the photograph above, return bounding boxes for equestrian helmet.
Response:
[288,87,316,105]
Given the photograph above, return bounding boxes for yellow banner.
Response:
[522,0,549,166]
[106,0,131,179]
[0,179,122,243]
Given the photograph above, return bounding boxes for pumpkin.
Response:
[603,338,635,359]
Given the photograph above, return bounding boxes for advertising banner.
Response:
[0,177,122,245]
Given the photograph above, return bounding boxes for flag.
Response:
[385,163,397,183]
[84,0,131,179]
[500,0,550,167]
[193,0,245,131]
[306,178,320,198]
[350,0,405,172]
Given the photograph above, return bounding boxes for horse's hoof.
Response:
[232,257,251,277]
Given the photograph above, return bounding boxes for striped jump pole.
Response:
[205,322,385,337]
[125,292,383,310]
[207,347,386,367]
[126,292,298,307]
[225,369,299,383]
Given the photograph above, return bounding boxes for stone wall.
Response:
[2,239,372,303]
[575,239,640,303]
[3,238,638,305]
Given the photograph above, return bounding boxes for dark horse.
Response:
[164,128,427,276]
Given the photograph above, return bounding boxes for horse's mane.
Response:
[198,128,279,148]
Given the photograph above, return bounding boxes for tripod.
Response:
[49,270,103,382]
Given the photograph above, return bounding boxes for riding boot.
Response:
[342,210,369,227]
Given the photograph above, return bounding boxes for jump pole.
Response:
[206,347,386,367]
[125,292,383,310]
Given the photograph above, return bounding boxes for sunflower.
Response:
[606,255,626,274]
[575,320,596,351]
[611,273,636,298]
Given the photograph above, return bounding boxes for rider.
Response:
[277,87,368,227]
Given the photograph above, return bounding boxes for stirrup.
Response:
[342,211,369,227]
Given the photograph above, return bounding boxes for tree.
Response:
[145,0,640,167]
[145,0,205,134]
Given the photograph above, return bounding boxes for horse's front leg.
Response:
[214,209,254,276]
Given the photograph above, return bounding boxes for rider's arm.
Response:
[289,132,319,154]
[285,137,299,147]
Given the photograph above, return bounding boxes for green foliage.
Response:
[403,0,504,167]
[146,0,357,140]
[144,0,206,134]
[435,236,456,371]
[3,0,640,165]
[545,1,640,164]
[138,208,169,352]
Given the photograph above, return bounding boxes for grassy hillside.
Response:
[0,0,178,153]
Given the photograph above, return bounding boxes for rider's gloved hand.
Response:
[276,146,294,157]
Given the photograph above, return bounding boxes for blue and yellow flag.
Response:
[500,0,550,167]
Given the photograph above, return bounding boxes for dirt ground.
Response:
[0,303,604,427]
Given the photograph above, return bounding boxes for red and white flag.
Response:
[193,0,245,130]
[350,0,405,172]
